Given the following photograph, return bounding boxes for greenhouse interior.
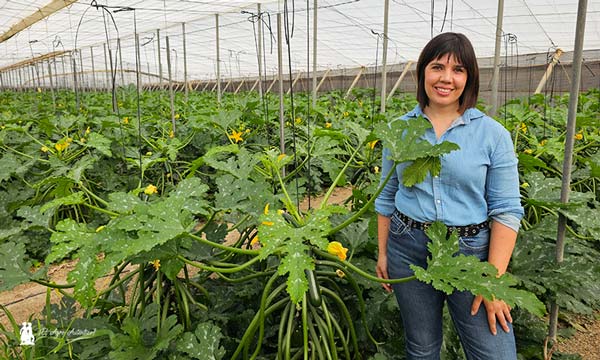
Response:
[0,0,599,359]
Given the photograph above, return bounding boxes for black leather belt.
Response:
[395,211,488,237]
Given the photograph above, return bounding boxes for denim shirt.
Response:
[374,105,524,232]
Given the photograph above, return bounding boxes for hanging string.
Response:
[305,0,312,210]
[430,0,434,38]
[439,0,449,33]
[283,0,301,212]
[371,30,383,129]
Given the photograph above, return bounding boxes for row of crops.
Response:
[0,86,599,359]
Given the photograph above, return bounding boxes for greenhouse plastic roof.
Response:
[0,0,598,81]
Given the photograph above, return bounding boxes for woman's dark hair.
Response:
[416,32,479,113]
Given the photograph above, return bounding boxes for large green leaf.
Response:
[257,208,335,303]
[0,242,32,291]
[86,132,113,157]
[411,221,546,316]
[523,172,594,207]
[109,303,183,360]
[374,116,459,187]
[175,322,226,360]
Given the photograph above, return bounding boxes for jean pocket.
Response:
[389,212,411,236]
[458,229,489,260]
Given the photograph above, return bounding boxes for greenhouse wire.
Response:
[284,0,301,212]
[306,0,313,210]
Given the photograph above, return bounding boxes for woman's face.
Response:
[423,54,467,111]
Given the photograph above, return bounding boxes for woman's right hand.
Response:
[376,255,393,292]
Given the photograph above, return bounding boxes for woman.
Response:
[374,32,524,359]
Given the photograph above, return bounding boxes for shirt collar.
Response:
[407,105,486,125]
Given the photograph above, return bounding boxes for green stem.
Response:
[276,166,303,222]
[31,279,75,289]
[79,183,110,207]
[177,254,260,273]
[186,232,259,255]
[319,145,361,211]
[82,202,119,217]
[327,161,397,235]
[315,255,415,284]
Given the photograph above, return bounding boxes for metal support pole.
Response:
[103,43,110,90]
[490,0,505,116]
[380,0,390,113]
[166,36,176,136]
[53,56,59,89]
[387,60,414,101]
[549,0,588,341]
[215,14,221,103]
[345,66,366,98]
[118,38,124,86]
[0,72,3,89]
[257,3,263,97]
[90,46,97,91]
[72,53,80,111]
[17,68,23,92]
[79,50,84,90]
[535,49,564,94]
[277,13,285,158]
[312,0,318,106]
[182,22,189,101]
[61,56,66,88]
[47,60,56,110]
[157,29,162,85]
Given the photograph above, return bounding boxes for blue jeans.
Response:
[386,211,517,360]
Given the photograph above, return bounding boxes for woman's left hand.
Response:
[471,295,512,335]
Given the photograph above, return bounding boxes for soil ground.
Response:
[1,186,598,358]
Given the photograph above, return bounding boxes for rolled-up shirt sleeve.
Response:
[486,129,524,233]
[375,147,399,217]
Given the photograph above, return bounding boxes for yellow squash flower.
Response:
[228,130,243,143]
[374,166,380,174]
[325,122,332,128]
[327,241,348,261]
[343,111,349,117]
[54,141,70,152]
[251,236,260,246]
[152,259,161,271]
[277,153,286,162]
[41,146,49,153]
[262,221,274,226]
[574,132,583,140]
[174,113,180,120]
[264,203,270,215]
[123,117,129,124]
[85,127,91,135]
[519,123,527,133]
[368,140,379,149]
[540,139,547,146]
[524,149,533,154]
[295,117,302,124]
[144,184,158,195]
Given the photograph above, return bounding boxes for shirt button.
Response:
[436,199,441,204]
[434,175,439,178]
